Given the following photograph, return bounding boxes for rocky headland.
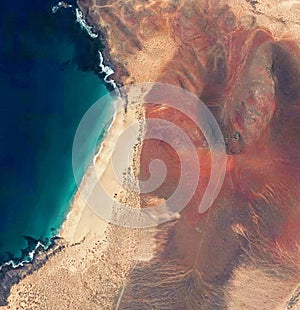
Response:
[2,0,300,309]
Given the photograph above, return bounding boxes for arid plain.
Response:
[2,0,300,309]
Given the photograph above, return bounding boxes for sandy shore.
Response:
[60,100,128,244]
[4,0,300,308]
[1,88,157,309]
[60,86,147,244]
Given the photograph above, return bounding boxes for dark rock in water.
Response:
[0,237,65,306]
[20,236,40,258]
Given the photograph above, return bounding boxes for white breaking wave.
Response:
[53,4,117,89]
[0,4,120,272]
[0,241,49,271]
[75,8,98,39]
[52,1,72,14]
[98,51,117,88]
[74,8,118,88]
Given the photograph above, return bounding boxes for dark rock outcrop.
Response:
[0,237,65,306]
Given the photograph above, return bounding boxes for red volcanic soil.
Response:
[78,0,300,307]
[136,5,300,309]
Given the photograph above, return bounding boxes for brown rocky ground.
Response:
[77,0,300,308]
[2,0,300,309]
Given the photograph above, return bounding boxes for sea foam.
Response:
[0,242,48,271]
[52,1,72,14]
[98,51,117,89]
[0,3,118,271]
[75,8,98,39]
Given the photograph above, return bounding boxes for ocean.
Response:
[0,0,114,265]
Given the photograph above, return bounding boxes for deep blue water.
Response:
[0,0,113,264]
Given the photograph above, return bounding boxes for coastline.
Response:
[0,2,117,268]
[1,68,149,310]
[0,4,125,306]
[58,49,119,244]
[0,3,153,307]
[58,1,133,243]
[0,237,65,306]
[2,0,300,308]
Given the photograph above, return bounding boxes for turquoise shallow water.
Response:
[0,1,114,264]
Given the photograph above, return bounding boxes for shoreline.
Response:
[0,2,159,308]
[0,237,65,306]
[0,2,121,280]
[58,56,119,244]
[58,3,126,243]
[0,83,146,307]
[3,0,300,308]
[1,72,148,309]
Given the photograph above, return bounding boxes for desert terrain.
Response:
[2,0,300,309]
